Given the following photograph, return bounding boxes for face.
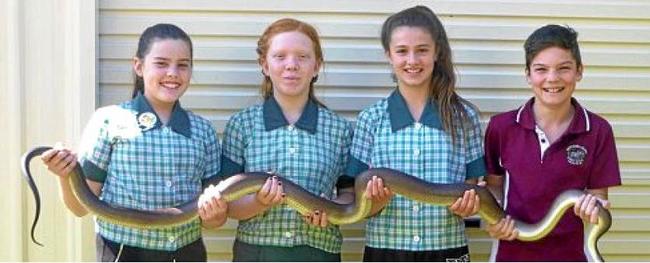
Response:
[386,26,436,91]
[262,31,320,100]
[134,39,192,109]
[527,46,582,109]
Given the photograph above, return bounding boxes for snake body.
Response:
[23,146,610,261]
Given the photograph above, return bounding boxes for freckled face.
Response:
[262,31,320,100]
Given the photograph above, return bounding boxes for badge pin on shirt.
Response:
[138,112,157,131]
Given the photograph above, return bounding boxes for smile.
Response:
[543,87,564,93]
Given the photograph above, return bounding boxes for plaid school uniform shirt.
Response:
[346,90,486,251]
[78,93,221,251]
[220,97,352,254]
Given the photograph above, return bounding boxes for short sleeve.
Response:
[78,107,114,182]
[345,109,375,177]
[220,113,246,177]
[484,116,505,176]
[463,106,487,179]
[201,122,222,184]
[588,121,622,189]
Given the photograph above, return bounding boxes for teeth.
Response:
[543,87,564,93]
[405,69,421,73]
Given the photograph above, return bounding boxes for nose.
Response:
[167,65,179,77]
[285,56,299,71]
[406,51,417,65]
[547,70,560,81]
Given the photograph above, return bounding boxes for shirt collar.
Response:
[263,96,319,134]
[387,89,442,132]
[516,97,590,134]
[132,92,192,138]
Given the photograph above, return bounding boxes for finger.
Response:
[582,195,595,220]
[590,205,599,224]
[364,180,373,199]
[320,212,328,227]
[40,149,59,163]
[472,194,481,214]
[508,229,519,241]
[312,210,321,226]
[375,177,386,200]
[370,176,379,198]
[450,197,462,211]
[599,199,611,210]
[574,194,586,216]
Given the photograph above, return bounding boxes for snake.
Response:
[22,146,610,261]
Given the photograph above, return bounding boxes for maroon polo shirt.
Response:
[485,97,621,261]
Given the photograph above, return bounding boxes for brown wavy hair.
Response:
[381,6,477,143]
[256,18,325,107]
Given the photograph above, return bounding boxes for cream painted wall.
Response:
[3,0,649,261]
[1,0,96,261]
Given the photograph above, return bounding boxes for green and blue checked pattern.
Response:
[347,90,486,251]
[221,97,352,254]
[79,93,221,251]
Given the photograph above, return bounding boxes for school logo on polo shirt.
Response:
[566,144,587,165]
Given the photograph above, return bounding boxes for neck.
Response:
[399,85,430,121]
[274,92,309,125]
[533,100,574,128]
[144,95,174,125]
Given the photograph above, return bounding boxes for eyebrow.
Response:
[532,61,575,67]
[152,57,191,62]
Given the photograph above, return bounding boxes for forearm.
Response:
[57,177,89,217]
[227,194,271,220]
[485,174,504,204]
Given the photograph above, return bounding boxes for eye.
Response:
[534,68,547,73]
[178,63,190,68]
[154,61,167,67]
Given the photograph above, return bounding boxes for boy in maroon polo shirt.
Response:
[483,24,622,261]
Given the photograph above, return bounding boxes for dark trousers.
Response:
[363,245,470,262]
[96,234,207,262]
[232,239,341,262]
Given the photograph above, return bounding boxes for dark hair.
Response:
[131,23,193,98]
[524,24,582,73]
[381,5,475,143]
[256,18,326,107]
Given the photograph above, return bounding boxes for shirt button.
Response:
[288,147,297,154]
[413,235,420,242]
[414,122,422,130]
[284,231,294,238]
[288,125,295,132]
[413,149,420,157]
[168,236,175,243]
[166,180,172,187]
[412,205,419,213]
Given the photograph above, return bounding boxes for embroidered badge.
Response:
[138,112,157,131]
[566,144,588,165]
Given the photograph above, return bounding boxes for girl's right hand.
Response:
[486,215,519,241]
[40,144,77,178]
[255,176,285,207]
[364,176,393,206]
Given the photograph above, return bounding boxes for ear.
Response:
[313,60,322,77]
[133,57,144,77]
[576,65,583,82]
[525,69,532,85]
[384,50,393,65]
[260,60,270,77]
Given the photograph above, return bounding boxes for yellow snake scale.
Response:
[23,146,611,261]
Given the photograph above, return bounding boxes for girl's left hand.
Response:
[198,185,228,229]
[574,193,611,224]
[303,210,329,228]
[449,182,483,217]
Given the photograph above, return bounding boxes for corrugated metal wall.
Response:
[97,0,650,261]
